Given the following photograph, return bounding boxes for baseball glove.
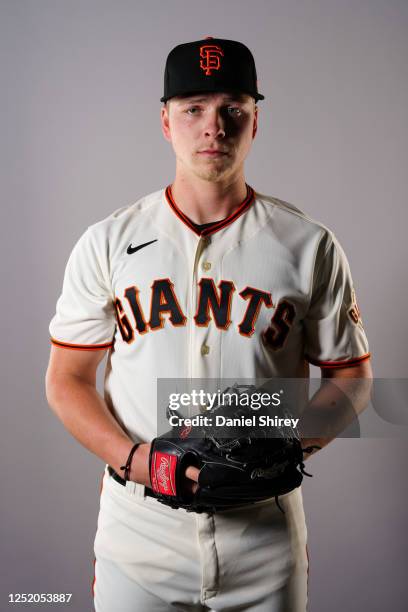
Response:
[149,384,318,513]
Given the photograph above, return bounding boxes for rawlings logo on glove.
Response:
[150,452,177,495]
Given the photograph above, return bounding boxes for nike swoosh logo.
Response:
[127,239,158,255]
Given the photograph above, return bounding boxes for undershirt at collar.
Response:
[188,218,226,234]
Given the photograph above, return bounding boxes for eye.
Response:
[186,106,201,115]
[227,107,242,117]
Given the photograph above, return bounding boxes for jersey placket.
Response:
[189,234,220,382]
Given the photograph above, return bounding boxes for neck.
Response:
[170,173,248,224]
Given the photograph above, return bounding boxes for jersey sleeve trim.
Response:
[50,337,113,351]
[305,352,371,369]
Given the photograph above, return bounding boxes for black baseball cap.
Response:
[161,37,265,103]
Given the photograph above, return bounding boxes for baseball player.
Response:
[46,37,372,611]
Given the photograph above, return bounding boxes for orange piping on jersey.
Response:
[50,337,113,350]
[92,469,106,598]
[165,185,255,236]
[306,352,371,369]
[165,185,205,234]
[306,545,310,610]
[91,558,96,598]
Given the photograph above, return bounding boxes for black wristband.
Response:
[120,443,140,482]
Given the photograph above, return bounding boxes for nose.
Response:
[204,108,226,139]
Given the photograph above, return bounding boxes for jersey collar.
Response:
[164,184,255,237]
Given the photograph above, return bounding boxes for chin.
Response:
[194,168,232,182]
[193,161,235,182]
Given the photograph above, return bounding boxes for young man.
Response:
[46,38,372,611]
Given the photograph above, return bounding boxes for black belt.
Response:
[107,466,155,498]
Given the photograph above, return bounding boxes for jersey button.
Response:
[202,261,211,271]
[201,344,210,356]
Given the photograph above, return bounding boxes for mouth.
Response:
[197,149,229,157]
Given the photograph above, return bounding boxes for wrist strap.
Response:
[120,443,140,481]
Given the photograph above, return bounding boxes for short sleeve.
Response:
[49,227,116,350]
[303,231,370,368]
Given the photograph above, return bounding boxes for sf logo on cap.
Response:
[200,44,224,76]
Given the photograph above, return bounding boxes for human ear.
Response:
[252,106,258,139]
[161,103,171,142]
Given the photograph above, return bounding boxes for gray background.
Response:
[1,0,407,610]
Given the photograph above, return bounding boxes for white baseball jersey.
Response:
[49,186,370,442]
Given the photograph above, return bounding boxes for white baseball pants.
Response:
[93,466,309,611]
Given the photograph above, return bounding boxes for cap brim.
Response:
[161,90,265,103]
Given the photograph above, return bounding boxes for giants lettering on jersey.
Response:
[113,277,295,347]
